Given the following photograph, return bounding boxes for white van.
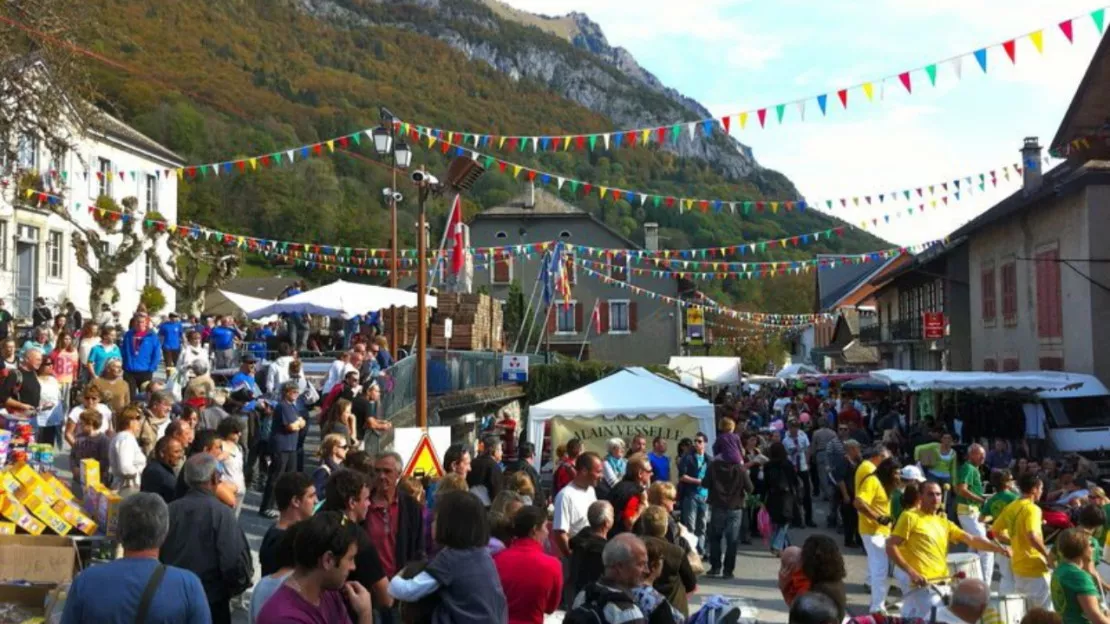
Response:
[1037,372,1110,469]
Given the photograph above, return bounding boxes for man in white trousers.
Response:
[887,482,1010,619]
[954,444,992,583]
[993,473,1053,610]
[854,447,895,614]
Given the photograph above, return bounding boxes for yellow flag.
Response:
[512,165,521,178]
[739,112,748,129]
[499,136,506,149]
[326,140,335,152]
[641,129,650,144]
[684,199,693,212]
[25,189,33,198]
[176,169,184,180]
[563,136,572,150]
[770,202,779,213]
[863,82,874,101]
[1030,30,1044,54]
[249,158,258,170]
[599,187,608,198]
[428,136,436,148]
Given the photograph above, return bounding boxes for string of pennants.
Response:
[402,124,1039,230]
[1050,131,1110,157]
[574,259,834,325]
[406,8,1107,143]
[73,199,942,266]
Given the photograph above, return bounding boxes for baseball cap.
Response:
[241,354,258,364]
[900,465,927,483]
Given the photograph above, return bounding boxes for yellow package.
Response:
[52,499,97,536]
[0,494,45,536]
[79,459,101,489]
[15,483,57,508]
[102,491,122,537]
[0,471,19,496]
[21,491,72,536]
[11,462,45,488]
[0,522,14,535]
[44,474,75,502]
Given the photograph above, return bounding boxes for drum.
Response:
[986,593,1026,624]
[946,553,983,582]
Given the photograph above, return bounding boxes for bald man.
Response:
[955,444,993,583]
[932,579,990,624]
[789,591,841,624]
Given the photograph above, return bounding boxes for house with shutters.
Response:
[0,109,183,321]
[468,188,682,364]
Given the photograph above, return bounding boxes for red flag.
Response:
[591,303,601,333]
[447,194,465,275]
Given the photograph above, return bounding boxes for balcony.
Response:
[859,323,882,345]
[890,318,921,342]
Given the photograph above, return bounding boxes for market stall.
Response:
[527,367,717,470]
[247,279,436,319]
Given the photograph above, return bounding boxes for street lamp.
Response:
[375,107,410,356]
[410,157,485,429]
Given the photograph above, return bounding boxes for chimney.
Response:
[644,222,659,251]
[524,181,535,209]
[1022,136,1042,196]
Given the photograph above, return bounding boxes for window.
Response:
[1002,357,1020,372]
[145,174,158,212]
[492,251,512,284]
[1035,247,1063,339]
[144,254,157,287]
[46,231,62,279]
[48,149,66,173]
[495,231,507,239]
[559,230,572,239]
[609,300,630,333]
[17,134,37,170]
[980,264,996,324]
[610,251,628,282]
[97,157,112,198]
[1001,261,1017,326]
[1039,356,1065,371]
[0,221,7,270]
[555,302,578,333]
[982,358,997,372]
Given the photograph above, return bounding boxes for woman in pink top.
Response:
[493,505,563,624]
[51,332,80,410]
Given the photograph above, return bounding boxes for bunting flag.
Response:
[400,6,1107,144]
[405,124,1041,231]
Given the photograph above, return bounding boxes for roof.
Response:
[90,112,185,166]
[947,160,1110,240]
[842,340,880,365]
[816,253,905,311]
[871,238,968,289]
[1052,30,1110,153]
[529,367,713,416]
[473,188,641,249]
[221,277,299,300]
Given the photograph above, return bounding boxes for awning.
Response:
[869,369,1086,393]
[248,279,436,320]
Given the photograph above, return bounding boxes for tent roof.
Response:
[218,290,274,316]
[247,280,436,320]
[870,369,1096,393]
[668,356,742,388]
[530,367,711,417]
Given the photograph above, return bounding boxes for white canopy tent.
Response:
[246,279,437,320]
[869,369,1088,393]
[527,367,716,468]
[215,290,279,322]
[776,363,820,379]
[667,356,742,390]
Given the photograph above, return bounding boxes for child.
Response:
[70,409,111,491]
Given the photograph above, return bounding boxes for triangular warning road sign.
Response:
[403,433,444,478]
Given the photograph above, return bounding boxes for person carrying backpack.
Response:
[565,534,653,624]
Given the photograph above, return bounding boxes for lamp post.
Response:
[372,107,411,356]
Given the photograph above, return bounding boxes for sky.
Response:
[498,0,1106,247]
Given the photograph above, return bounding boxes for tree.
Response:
[503,280,525,348]
[55,195,147,314]
[145,225,242,316]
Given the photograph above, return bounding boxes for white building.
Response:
[0,107,184,321]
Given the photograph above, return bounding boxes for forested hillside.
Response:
[80,0,887,313]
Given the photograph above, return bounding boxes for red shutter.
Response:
[494,252,510,283]
[574,303,583,333]
[1039,356,1065,371]
[983,358,997,372]
[1002,357,1019,372]
[1035,249,1063,338]
[1001,263,1017,324]
[629,302,638,331]
[599,301,609,333]
[546,305,556,333]
[980,268,996,321]
[1049,250,1062,338]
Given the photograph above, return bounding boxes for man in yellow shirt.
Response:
[992,473,1052,610]
[886,481,1010,619]
[854,445,889,493]
[854,450,894,614]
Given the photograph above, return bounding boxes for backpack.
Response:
[564,583,644,624]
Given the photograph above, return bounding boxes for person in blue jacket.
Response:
[157,312,184,370]
[121,313,162,396]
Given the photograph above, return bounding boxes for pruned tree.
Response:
[145,225,242,316]
[60,195,147,314]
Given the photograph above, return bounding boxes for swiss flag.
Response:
[447,194,465,275]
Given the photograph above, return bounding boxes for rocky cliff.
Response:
[293,0,764,183]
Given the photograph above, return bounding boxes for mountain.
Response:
[80,0,886,314]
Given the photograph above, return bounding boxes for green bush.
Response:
[525,360,616,404]
[140,285,167,315]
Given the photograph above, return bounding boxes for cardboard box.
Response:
[0,521,14,535]
[11,462,43,488]
[0,585,49,619]
[20,490,72,536]
[79,458,101,489]
[44,473,75,502]
[0,534,79,585]
[0,494,45,536]
[0,471,20,496]
[102,490,122,537]
[52,499,97,536]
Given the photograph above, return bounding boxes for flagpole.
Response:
[513,252,546,353]
[577,299,599,361]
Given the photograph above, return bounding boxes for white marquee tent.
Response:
[247,279,437,320]
[667,356,742,390]
[527,367,716,466]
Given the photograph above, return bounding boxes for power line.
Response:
[1015,257,1110,263]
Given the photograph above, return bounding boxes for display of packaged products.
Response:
[18,488,72,536]
[0,493,46,535]
[51,499,96,536]
[43,474,74,503]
